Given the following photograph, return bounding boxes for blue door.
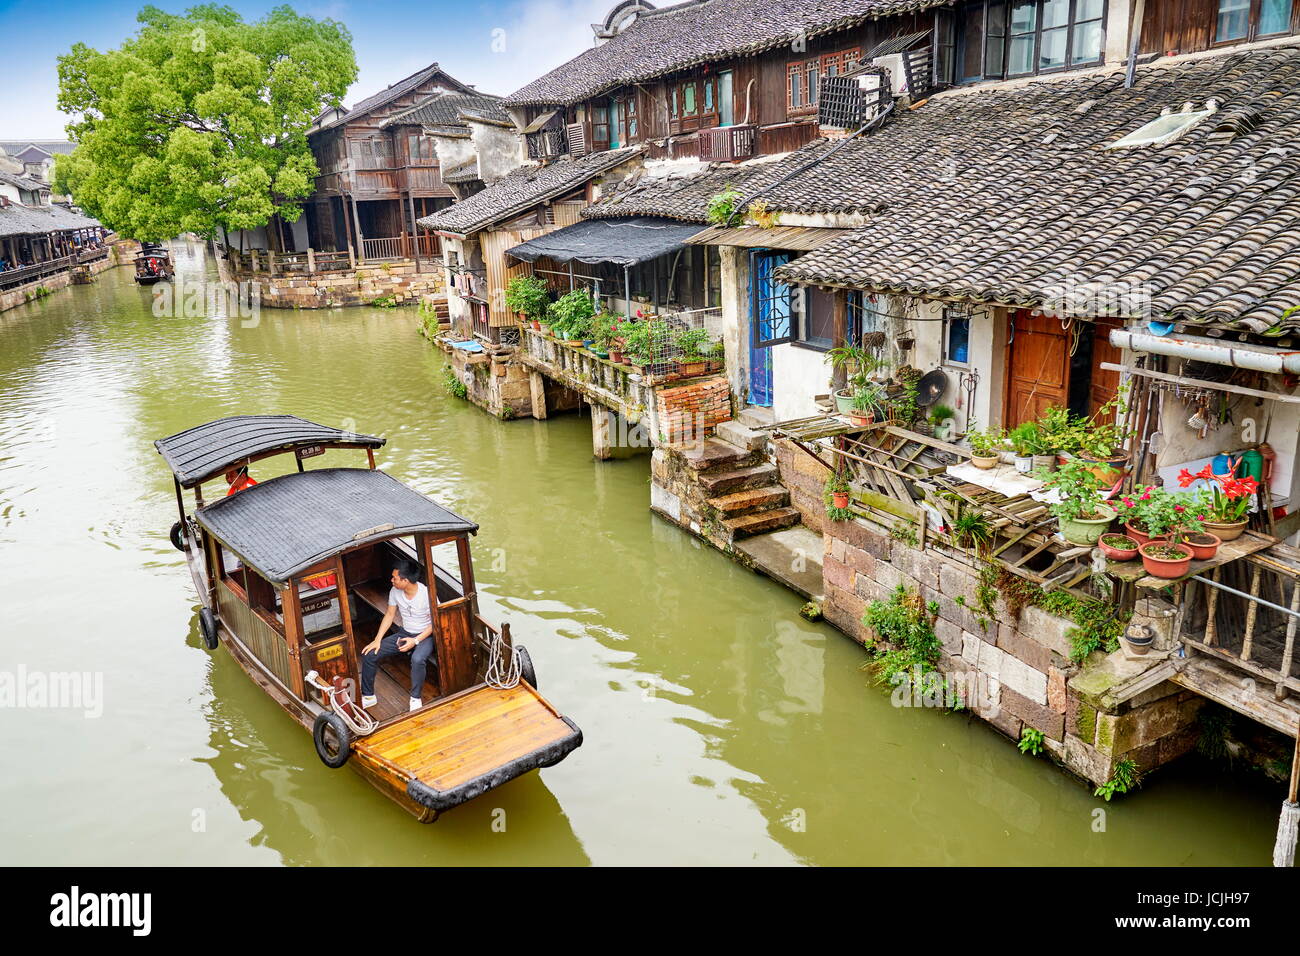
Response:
[748,250,793,407]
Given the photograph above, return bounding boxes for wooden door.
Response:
[421,533,477,696]
[1004,309,1070,428]
[1088,317,1123,422]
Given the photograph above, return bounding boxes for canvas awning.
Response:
[684,224,851,250]
[505,216,704,267]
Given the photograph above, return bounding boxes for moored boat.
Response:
[155,415,582,821]
[134,242,173,284]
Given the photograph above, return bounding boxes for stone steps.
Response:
[706,484,790,517]
[723,506,801,539]
[697,462,780,495]
[672,437,756,472]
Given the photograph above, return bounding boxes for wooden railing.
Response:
[698,125,756,162]
[227,237,440,275]
[0,247,106,292]
[1179,543,1300,700]
[216,579,294,690]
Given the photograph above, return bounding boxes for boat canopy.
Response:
[156,415,386,488]
[504,216,703,268]
[194,468,478,585]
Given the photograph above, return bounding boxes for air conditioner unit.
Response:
[871,54,910,96]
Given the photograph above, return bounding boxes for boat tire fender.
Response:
[198,608,219,650]
[169,520,187,552]
[517,645,537,689]
[313,712,352,769]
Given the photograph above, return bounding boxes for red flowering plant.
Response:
[1177,464,1259,524]
[1117,485,1204,541]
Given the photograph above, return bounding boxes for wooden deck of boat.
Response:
[353,682,575,793]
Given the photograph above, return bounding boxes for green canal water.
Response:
[0,242,1281,865]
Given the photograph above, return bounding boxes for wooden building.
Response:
[304,63,505,262]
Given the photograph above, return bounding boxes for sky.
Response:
[0,0,615,138]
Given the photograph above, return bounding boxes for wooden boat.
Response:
[134,243,172,284]
[155,415,582,821]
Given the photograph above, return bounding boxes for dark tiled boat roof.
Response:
[382,91,510,129]
[503,0,952,107]
[195,468,477,585]
[155,415,385,488]
[418,146,643,234]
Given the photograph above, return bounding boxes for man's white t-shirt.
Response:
[389,582,433,636]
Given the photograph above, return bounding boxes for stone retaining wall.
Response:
[0,241,134,314]
[237,260,445,309]
[821,512,1202,788]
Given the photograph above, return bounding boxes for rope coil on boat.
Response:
[484,631,522,689]
[305,670,377,736]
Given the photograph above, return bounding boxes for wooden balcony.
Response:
[697,125,756,162]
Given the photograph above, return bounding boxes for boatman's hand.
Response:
[362,636,381,656]
[397,635,417,652]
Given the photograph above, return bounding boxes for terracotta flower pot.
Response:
[1201,518,1248,541]
[1183,531,1222,560]
[832,490,850,509]
[1124,522,1169,547]
[1099,533,1141,561]
[1139,542,1193,579]
[971,453,999,470]
[847,410,873,427]
[609,349,625,364]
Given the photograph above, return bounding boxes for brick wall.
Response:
[241,261,446,309]
[655,375,731,444]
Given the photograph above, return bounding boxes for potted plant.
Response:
[825,470,851,510]
[675,327,712,377]
[1116,486,1200,546]
[929,403,957,441]
[826,344,884,413]
[966,425,1004,469]
[1183,529,1222,560]
[504,275,550,330]
[1125,626,1154,655]
[1038,406,1080,468]
[547,289,596,345]
[1177,463,1259,542]
[1008,422,1041,474]
[1139,540,1194,579]
[1073,393,1132,485]
[846,384,883,427]
[1099,533,1141,561]
[1035,458,1116,546]
[590,311,621,359]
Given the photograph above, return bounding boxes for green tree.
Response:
[54,4,356,241]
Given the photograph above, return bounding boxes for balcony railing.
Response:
[520,327,657,417]
[698,125,756,162]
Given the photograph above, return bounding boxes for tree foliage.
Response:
[54,4,356,240]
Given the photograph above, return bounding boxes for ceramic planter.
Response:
[1013,454,1034,474]
[834,388,855,413]
[1099,533,1141,561]
[971,453,1000,470]
[933,423,953,441]
[832,491,850,509]
[1078,451,1130,486]
[1124,631,1153,655]
[1124,522,1169,547]
[1139,542,1193,579]
[1032,453,1057,473]
[1184,531,1222,560]
[1058,504,1116,546]
[1201,518,1248,541]
[847,410,874,427]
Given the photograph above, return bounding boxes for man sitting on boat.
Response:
[360,559,435,713]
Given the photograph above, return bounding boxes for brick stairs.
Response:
[679,437,800,541]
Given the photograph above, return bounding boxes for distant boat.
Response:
[134,243,172,284]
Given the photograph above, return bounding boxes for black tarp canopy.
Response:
[505,216,703,267]
[195,468,478,585]
[156,415,385,488]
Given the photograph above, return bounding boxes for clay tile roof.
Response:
[502,0,954,107]
[381,91,510,129]
[418,146,644,234]
[756,45,1300,333]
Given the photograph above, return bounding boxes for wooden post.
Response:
[306,247,316,273]
[350,193,365,263]
[281,583,306,699]
[408,193,421,272]
[267,249,277,277]
[530,371,548,420]
[831,289,848,390]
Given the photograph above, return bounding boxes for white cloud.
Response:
[457,0,613,95]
